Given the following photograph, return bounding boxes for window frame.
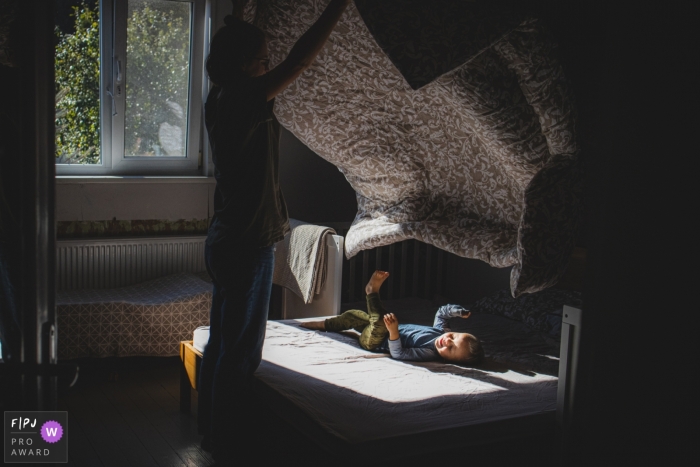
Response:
[55,0,208,176]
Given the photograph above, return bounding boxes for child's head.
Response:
[434,332,484,365]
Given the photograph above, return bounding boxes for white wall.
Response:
[55,177,215,222]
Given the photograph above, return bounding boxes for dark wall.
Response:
[444,258,512,305]
[563,2,694,465]
[503,3,693,464]
[278,127,357,224]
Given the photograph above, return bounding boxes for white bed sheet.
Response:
[266,319,557,443]
[193,307,558,444]
[193,325,209,354]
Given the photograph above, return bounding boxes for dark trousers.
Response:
[324,293,389,350]
[197,241,275,449]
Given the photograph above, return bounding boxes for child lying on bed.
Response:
[300,271,484,364]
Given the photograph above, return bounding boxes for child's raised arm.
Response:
[433,304,470,331]
[383,313,400,341]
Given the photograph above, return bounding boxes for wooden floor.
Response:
[57,356,559,467]
[57,357,215,467]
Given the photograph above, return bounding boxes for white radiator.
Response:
[56,236,206,290]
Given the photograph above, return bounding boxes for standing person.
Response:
[198,0,352,461]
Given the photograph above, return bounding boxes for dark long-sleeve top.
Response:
[204,78,289,248]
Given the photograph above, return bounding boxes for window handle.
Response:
[114,58,123,100]
[116,58,122,83]
[106,85,117,116]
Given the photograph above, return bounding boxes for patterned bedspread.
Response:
[57,273,212,359]
[248,0,582,296]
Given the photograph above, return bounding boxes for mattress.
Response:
[193,325,209,354]
[193,298,559,445]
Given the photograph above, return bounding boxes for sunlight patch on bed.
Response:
[260,321,535,403]
[255,319,558,444]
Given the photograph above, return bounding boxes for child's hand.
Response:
[383,313,400,340]
[460,311,472,319]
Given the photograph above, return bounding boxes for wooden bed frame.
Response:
[179,341,202,414]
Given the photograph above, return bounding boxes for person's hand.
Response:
[460,311,472,319]
[383,313,400,340]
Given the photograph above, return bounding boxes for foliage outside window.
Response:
[55,0,202,172]
[125,0,191,157]
[55,1,101,164]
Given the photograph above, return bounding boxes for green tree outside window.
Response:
[55,0,191,164]
[55,1,101,164]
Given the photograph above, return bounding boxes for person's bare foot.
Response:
[299,320,325,331]
[365,270,389,295]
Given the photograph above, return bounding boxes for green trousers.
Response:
[324,293,389,350]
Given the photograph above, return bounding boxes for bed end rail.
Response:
[557,305,582,462]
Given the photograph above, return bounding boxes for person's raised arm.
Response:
[261,0,351,101]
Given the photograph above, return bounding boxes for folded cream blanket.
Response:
[273,219,337,304]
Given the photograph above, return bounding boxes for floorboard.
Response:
[98,379,176,466]
[134,369,212,466]
[58,394,104,467]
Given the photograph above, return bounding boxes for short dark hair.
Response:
[463,335,484,365]
[206,16,266,86]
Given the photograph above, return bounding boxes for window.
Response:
[55,0,207,175]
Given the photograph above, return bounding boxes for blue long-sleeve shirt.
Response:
[375,304,468,361]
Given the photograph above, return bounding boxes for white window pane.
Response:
[124,0,191,157]
[55,0,101,165]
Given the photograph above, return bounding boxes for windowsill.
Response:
[56,175,216,184]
